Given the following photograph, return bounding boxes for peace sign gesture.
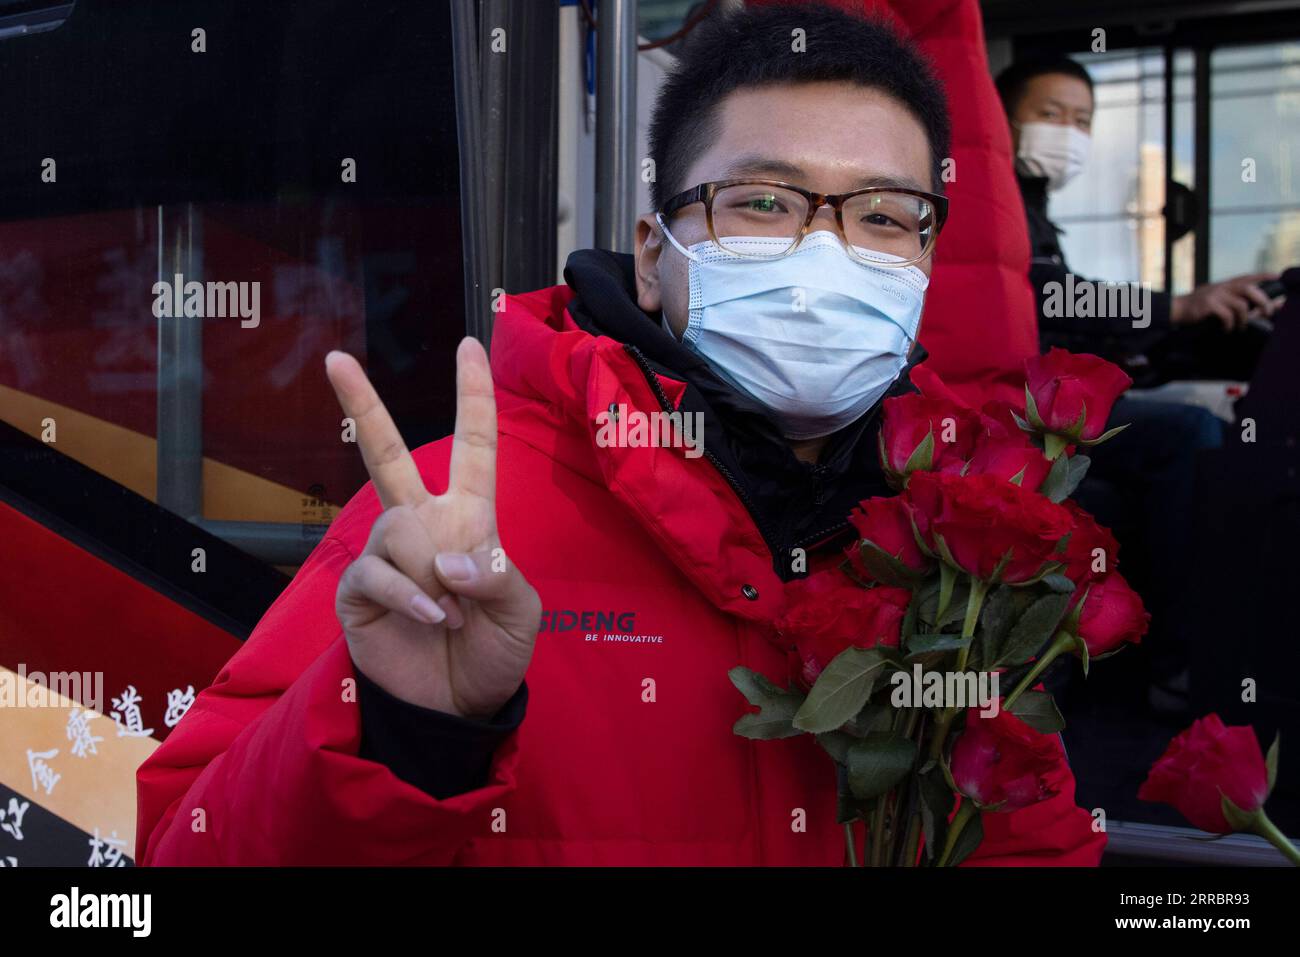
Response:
[326,337,540,719]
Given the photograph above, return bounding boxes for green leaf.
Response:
[1038,449,1072,502]
[1064,452,1091,499]
[1266,733,1280,797]
[857,539,923,588]
[917,766,954,863]
[919,580,971,630]
[846,732,918,801]
[908,506,937,558]
[973,585,1016,672]
[902,429,935,475]
[906,633,972,659]
[728,666,790,705]
[793,647,890,734]
[728,667,804,740]
[1040,573,1076,594]
[1043,432,1070,461]
[946,808,985,867]
[1007,690,1066,733]
[733,708,803,740]
[1075,632,1091,677]
[1219,791,1258,832]
[844,703,894,736]
[1023,384,1045,431]
[995,593,1071,668]
[816,730,856,764]
[1004,559,1068,589]
[936,561,957,624]
[1079,422,1130,446]
[1039,451,1092,503]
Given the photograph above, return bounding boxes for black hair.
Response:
[647,1,951,210]
[994,55,1094,118]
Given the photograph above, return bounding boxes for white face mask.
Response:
[1014,121,1090,192]
[657,219,928,441]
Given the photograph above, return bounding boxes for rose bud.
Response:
[1024,348,1133,452]
[949,708,1065,811]
[1060,500,1120,586]
[1072,572,1148,658]
[879,392,983,485]
[847,495,934,583]
[1138,714,1270,834]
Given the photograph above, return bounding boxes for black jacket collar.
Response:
[1017,173,1067,264]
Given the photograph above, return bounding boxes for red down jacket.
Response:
[136,283,1106,866]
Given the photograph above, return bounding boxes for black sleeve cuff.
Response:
[354,666,527,800]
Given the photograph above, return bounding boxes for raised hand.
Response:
[325,337,540,719]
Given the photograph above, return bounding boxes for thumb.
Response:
[434,548,540,631]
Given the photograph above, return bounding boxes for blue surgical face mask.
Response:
[656,218,928,440]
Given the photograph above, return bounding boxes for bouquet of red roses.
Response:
[729,348,1150,866]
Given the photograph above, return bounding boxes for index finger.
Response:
[1232,272,1280,288]
[447,336,498,503]
[325,351,429,509]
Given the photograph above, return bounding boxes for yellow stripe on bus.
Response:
[0,664,157,858]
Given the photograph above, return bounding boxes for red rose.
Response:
[905,471,1073,583]
[1061,500,1120,585]
[1025,348,1132,442]
[1138,714,1269,833]
[847,495,934,578]
[1074,572,1149,657]
[965,418,1052,490]
[980,399,1022,435]
[949,708,1064,810]
[909,364,969,406]
[776,571,909,690]
[880,392,982,481]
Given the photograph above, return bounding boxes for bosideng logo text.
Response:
[539,609,665,644]
[540,610,636,633]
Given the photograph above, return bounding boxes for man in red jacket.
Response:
[137,2,1104,866]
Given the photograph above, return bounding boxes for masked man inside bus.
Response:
[996,54,1288,714]
[996,54,1284,384]
[137,3,1104,866]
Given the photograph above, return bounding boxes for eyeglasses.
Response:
[658,178,948,267]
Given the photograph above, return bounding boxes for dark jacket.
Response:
[1020,173,1173,372]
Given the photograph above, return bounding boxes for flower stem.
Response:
[1251,811,1300,866]
[928,707,955,762]
[1004,630,1075,711]
[870,798,888,867]
[900,811,922,867]
[936,800,977,867]
[844,822,859,867]
[955,577,990,672]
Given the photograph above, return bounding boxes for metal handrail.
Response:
[1103,819,1298,866]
